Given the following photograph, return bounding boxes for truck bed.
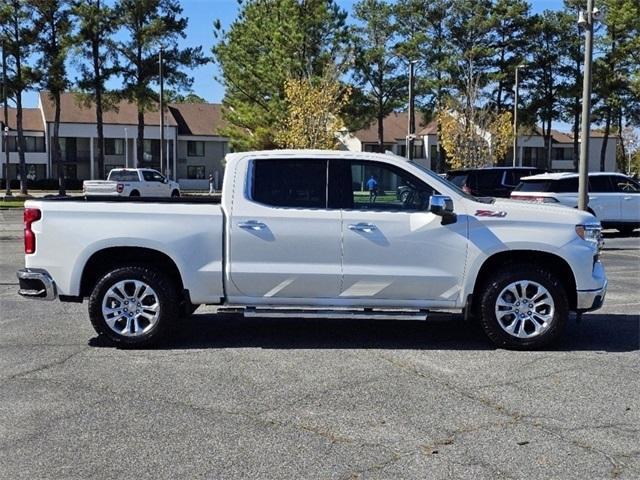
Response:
[24,196,225,304]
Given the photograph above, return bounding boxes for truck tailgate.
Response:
[83,181,119,195]
[24,199,225,304]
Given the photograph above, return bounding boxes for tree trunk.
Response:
[137,109,144,167]
[15,90,27,195]
[13,14,27,195]
[377,109,384,154]
[53,92,65,195]
[600,107,611,172]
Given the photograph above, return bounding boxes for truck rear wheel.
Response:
[478,265,568,349]
[88,265,179,347]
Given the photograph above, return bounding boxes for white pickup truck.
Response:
[18,150,607,349]
[83,168,181,197]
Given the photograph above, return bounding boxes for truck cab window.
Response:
[251,159,328,208]
[346,161,436,211]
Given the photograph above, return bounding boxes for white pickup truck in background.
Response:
[83,168,181,197]
[18,150,607,349]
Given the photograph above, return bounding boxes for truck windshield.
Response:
[108,170,138,182]
[408,160,493,203]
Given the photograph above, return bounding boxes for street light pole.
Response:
[406,60,417,161]
[578,0,595,211]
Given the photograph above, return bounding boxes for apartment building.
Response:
[340,112,619,172]
[0,92,229,189]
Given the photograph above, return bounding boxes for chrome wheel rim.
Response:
[495,280,555,339]
[101,280,160,337]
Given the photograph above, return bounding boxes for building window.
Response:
[187,166,206,179]
[187,141,205,156]
[398,144,423,158]
[7,136,45,152]
[105,138,124,155]
[363,143,393,153]
[143,139,160,161]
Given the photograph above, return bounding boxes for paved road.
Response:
[0,209,638,479]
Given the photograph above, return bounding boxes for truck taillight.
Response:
[117,183,124,193]
[24,208,41,254]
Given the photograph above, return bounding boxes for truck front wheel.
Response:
[88,265,179,347]
[478,265,568,349]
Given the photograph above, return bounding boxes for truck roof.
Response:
[225,149,411,163]
[521,171,625,181]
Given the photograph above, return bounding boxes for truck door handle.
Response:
[238,220,267,231]
[348,222,378,233]
[624,196,632,200]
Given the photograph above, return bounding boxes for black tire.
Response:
[171,190,180,197]
[88,265,179,348]
[129,190,140,197]
[478,264,568,350]
[617,226,637,236]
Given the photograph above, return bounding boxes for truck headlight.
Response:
[575,223,603,252]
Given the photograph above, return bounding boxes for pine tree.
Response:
[117,0,206,169]
[352,0,406,152]
[0,0,36,194]
[32,0,72,194]
[213,0,350,151]
[71,0,119,179]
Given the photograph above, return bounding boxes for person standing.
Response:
[366,175,378,203]
[208,173,214,195]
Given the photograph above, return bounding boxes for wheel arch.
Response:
[80,246,185,298]
[472,250,577,311]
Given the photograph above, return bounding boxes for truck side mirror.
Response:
[428,195,457,225]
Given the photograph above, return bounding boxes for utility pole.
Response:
[406,60,416,161]
[578,0,595,211]
[2,41,10,197]
[159,47,164,176]
[512,66,521,167]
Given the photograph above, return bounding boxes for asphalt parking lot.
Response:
[0,208,638,479]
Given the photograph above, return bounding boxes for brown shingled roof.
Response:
[3,108,44,132]
[353,112,434,143]
[168,103,227,136]
[39,92,177,126]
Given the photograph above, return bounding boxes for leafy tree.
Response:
[352,0,406,152]
[71,0,119,179]
[275,72,350,149]
[31,0,72,195]
[213,0,350,151]
[0,0,36,194]
[117,0,206,168]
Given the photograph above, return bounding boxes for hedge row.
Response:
[0,178,84,190]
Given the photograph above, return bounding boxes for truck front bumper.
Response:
[17,269,57,301]
[576,260,607,312]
